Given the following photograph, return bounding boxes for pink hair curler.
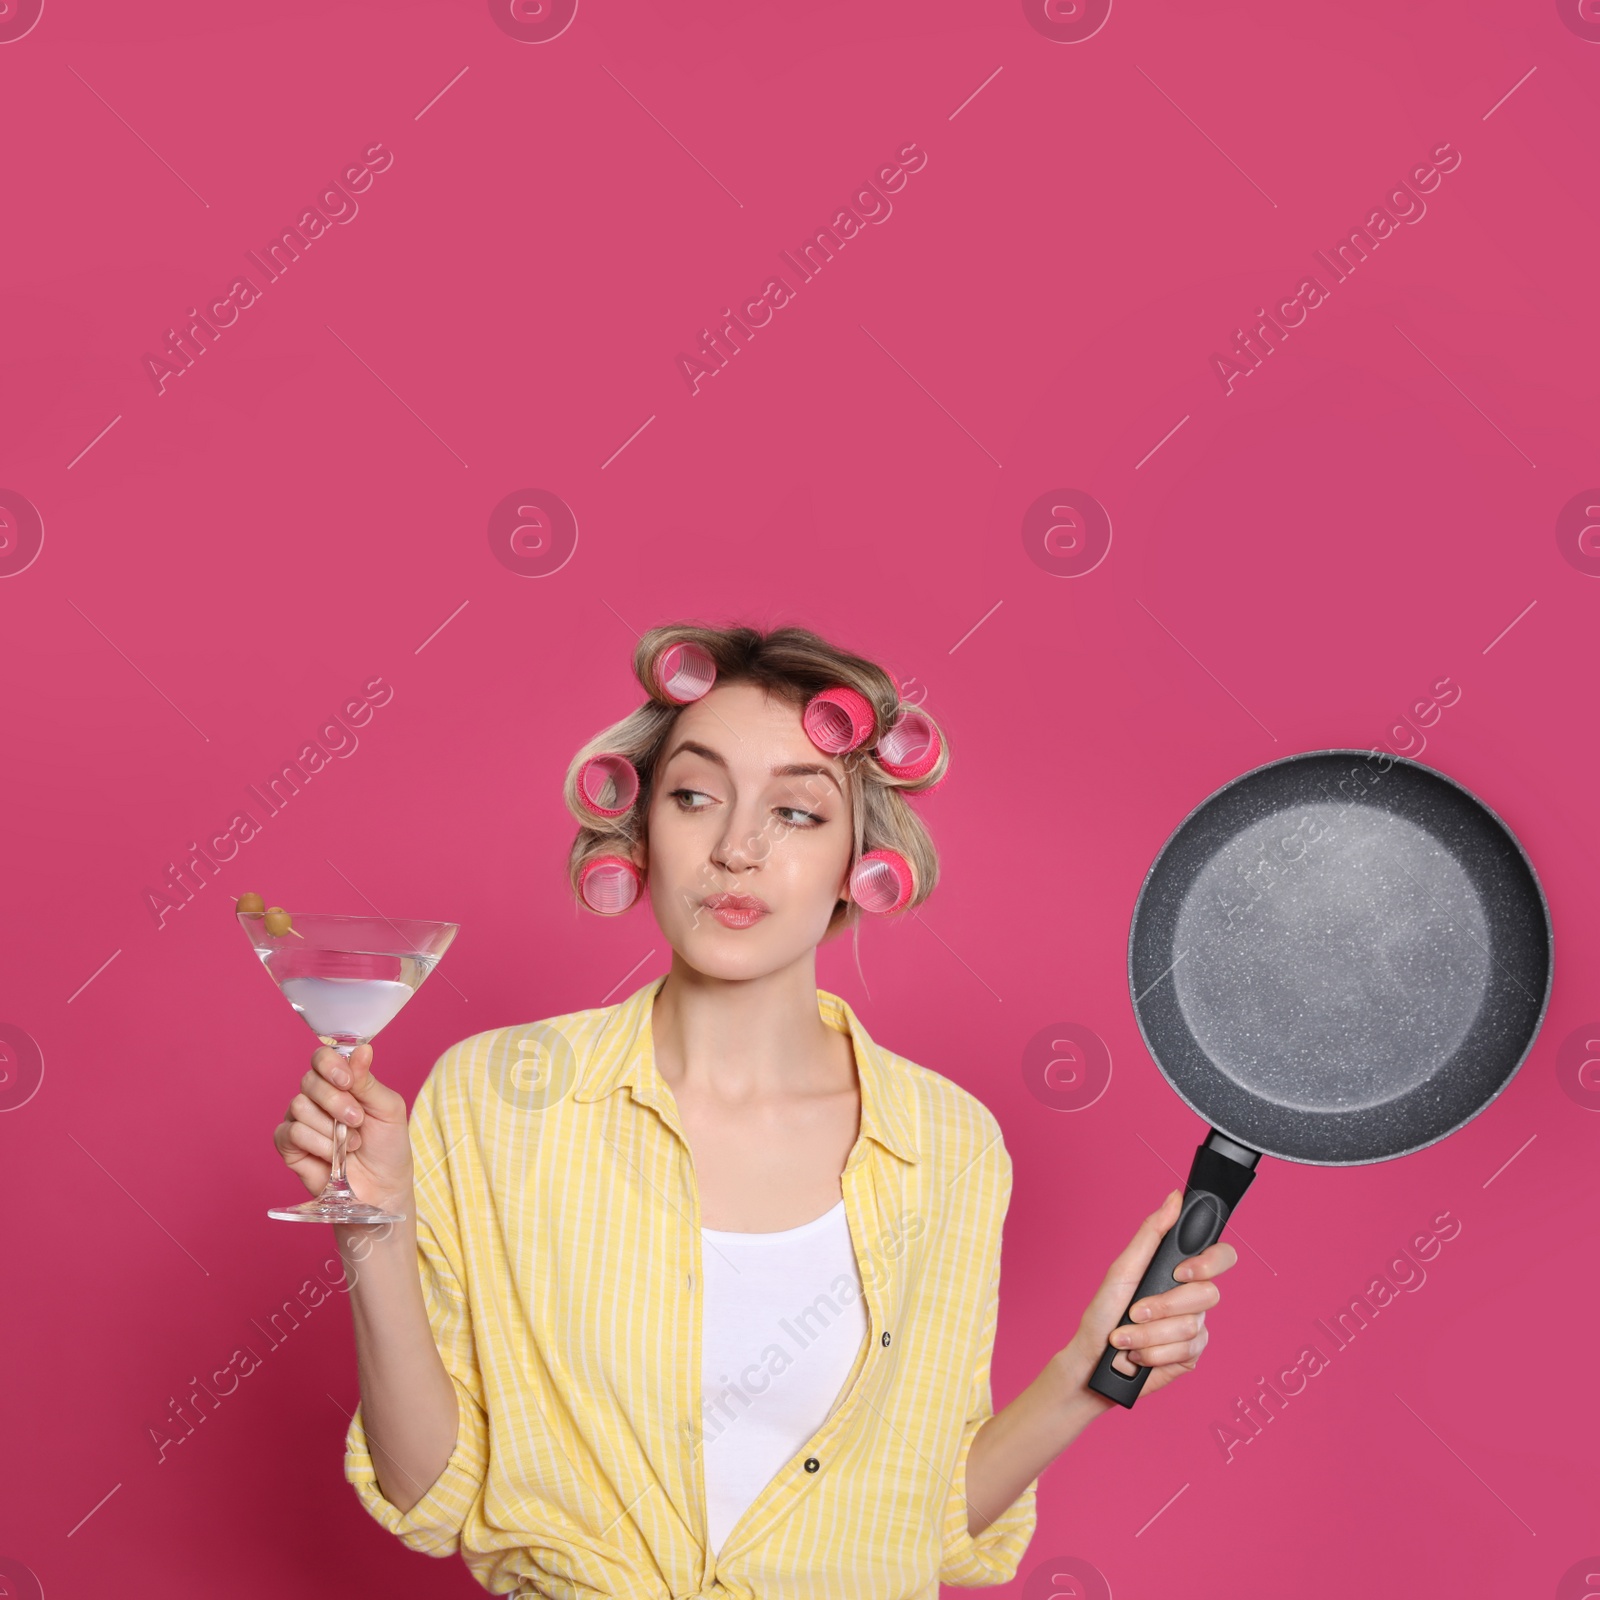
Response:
[849,848,915,915]
[579,855,643,914]
[577,753,640,818]
[803,685,875,754]
[654,640,717,704]
[875,708,942,781]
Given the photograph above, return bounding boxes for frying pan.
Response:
[1087,749,1552,1408]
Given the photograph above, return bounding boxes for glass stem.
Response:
[328,1041,357,1192]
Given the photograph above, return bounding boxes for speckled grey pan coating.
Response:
[1129,750,1552,1166]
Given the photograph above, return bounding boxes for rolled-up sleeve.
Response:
[343,1052,490,1555]
[938,1150,1039,1587]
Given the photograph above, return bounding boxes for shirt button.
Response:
[881,1331,891,1347]
[803,1456,820,1473]
[686,1273,694,1290]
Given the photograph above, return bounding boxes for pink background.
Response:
[4,1,1599,1595]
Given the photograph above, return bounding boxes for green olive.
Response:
[236,892,265,915]
[263,907,293,936]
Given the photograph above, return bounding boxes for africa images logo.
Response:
[1209,143,1462,395]
[142,143,395,395]
[675,143,928,395]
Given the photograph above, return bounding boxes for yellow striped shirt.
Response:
[345,975,1038,1598]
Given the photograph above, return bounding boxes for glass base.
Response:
[268,1178,404,1225]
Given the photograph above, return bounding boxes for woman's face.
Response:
[636,681,854,980]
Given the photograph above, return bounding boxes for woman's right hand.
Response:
[273,1042,414,1211]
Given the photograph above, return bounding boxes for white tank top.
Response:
[698,1199,867,1554]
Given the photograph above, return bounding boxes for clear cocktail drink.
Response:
[238,910,459,1224]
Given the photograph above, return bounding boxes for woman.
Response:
[274,622,1237,1599]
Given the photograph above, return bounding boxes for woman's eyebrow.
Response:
[773,762,841,796]
[662,739,840,791]
[661,739,728,769]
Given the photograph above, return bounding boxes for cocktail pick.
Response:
[579,855,644,914]
[577,753,640,818]
[849,848,914,914]
[235,892,303,938]
[803,686,875,754]
[654,641,717,704]
[875,708,943,782]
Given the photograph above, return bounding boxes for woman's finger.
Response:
[278,1116,363,1166]
[1093,1190,1184,1306]
[1128,1279,1221,1325]
[284,1117,336,1165]
[325,1041,405,1117]
[1173,1241,1238,1283]
[298,1067,364,1127]
[288,1091,336,1138]
[1124,1327,1209,1369]
[311,1044,352,1087]
[1114,1311,1205,1352]
[340,1041,375,1097]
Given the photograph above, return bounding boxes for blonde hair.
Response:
[562,621,948,937]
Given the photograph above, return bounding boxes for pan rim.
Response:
[1124,746,1554,1166]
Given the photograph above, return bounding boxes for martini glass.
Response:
[238,911,459,1224]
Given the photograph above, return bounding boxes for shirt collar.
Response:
[572,974,920,1166]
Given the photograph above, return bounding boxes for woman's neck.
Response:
[650,955,852,1099]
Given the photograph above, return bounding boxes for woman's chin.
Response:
[667,921,821,981]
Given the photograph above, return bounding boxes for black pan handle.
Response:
[1087,1130,1261,1409]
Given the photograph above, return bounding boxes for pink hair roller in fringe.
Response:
[850,848,915,915]
[654,641,717,704]
[577,753,640,818]
[874,708,942,781]
[803,686,875,754]
[579,855,643,914]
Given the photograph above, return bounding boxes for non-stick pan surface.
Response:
[1129,750,1552,1165]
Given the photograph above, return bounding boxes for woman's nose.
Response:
[710,807,774,871]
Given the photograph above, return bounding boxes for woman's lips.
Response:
[702,895,769,929]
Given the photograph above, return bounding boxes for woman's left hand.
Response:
[1066,1188,1240,1400]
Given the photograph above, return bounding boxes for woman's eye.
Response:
[670,787,716,811]
[776,806,823,827]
